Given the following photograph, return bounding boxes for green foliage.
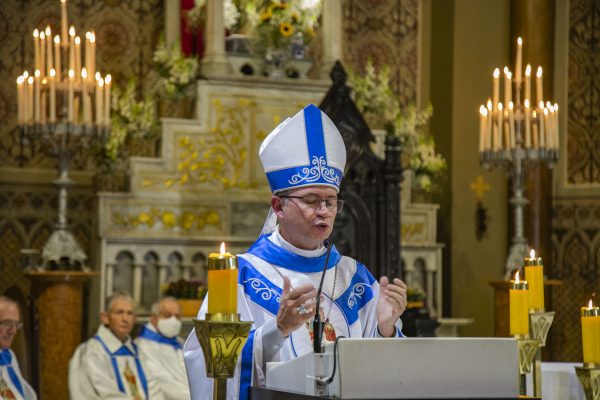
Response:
[152,38,199,99]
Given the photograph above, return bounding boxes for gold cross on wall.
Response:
[470,175,490,201]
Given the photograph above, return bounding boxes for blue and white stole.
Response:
[138,325,182,350]
[94,335,149,399]
[0,348,25,399]
[236,235,377,400]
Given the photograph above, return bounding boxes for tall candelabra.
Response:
[478,37,559,275]
[16,0,111,270]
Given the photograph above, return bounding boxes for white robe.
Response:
[135,323,190,400]
[183,232,403,400]
[69,325,162,399]
[0,348,37,400]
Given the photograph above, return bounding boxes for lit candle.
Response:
[541,107,548,149]
[33,29,40,72]
[45,26,52,76]
[89,32,96,79]
[536,66,543,106]
[61,0,68,46]
[508,101,515,148]
[68,69,74,122]
[104,74,111,126]
[554,103,560,150]
[532,111,539,148]
[509,271,529,336]
[486,99,493,150]
[96,77,104,126]
[497,102,504,151]
[27,76,33,123]
[524,249,544,311]
[54,35,61,81]
[479,105,487,152]
[524,64,531,104]
[69,26,75,72]
[207,242,238,315]
[39,31,46,78]
[81,68,91,124]
[581,299,600,365]
[41,77,47,124]
[504,67,512,107]
[16,76,24,124]
[34,69,41,123]
[75,36,81,82]
[493,68,500,112]
[515,37,523,85]
[49,69,56,123]
[525,99,531,148]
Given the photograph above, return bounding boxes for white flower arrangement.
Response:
[188,0,240,32]
[152,38,198,99]
[349,60,446,193]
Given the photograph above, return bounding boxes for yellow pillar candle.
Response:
[510,272,529,336]
[581,300,600,365]
[207,242,238,315]
[524,249,544,311]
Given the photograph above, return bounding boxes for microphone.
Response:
[313,239,333,354]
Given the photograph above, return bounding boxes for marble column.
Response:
[164,0,180,46]
[320,0,343,80]
[201,0,232,77]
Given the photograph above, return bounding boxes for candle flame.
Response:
[506,71,512,79]
[61,0,66,3]
[498,102,504,111]
[105,74,111,85]
[517,37,523,46]
[98,78,104,87]
[68,69,74,78]
[75,36,80,45]
[95,72,101,81]
[554,103,558,111]
[544,108,549,116]
[45,26,51,36]
[536,66,543,78]
[524,99,530,108]
[42,77,47,85]
[532,110,537,118]
[479,105,487,116]
[530,249,536,258]
[503,66,509,75]
[509,101,514,110]
[54,35,60,44]
[220,242,226,254]
[525,64,531,76]
[487,99,492,110]
[34,69,40,78]
[90,32,96,43]
[50,68,56,77]
[40,31,45,40]
[27,76,33,85]
[81,67,87,79]
[16,76,23,85]
[515,270,520,282]
[539,101,544,109]
[33,29,39,38]
[589,299,594,308]
[69,26,75,37]
[23,71,29,78]
[493,68,500,78]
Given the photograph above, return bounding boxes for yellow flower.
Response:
[279,22,294,37]
[291,12,300,22]
[161,211,177,228]
[260,8,272,21]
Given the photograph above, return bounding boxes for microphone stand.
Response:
[313,239,332,354]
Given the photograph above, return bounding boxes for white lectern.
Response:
[264,338,520,399]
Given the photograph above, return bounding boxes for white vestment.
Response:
[183,231,403,400]
[0,348,37,400]
[135,323,190,400]
[69,325,162,399]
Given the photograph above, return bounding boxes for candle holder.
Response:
[20,123,109,270]
[575,365,600,400]
[515,334,540,396]
[194,313,253,400]
[528,310,555,397]
[478,37,559,276]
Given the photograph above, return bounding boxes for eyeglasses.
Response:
[279,195,344,213]
[0,320,23,330]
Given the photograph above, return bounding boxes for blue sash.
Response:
[0,349,25,398]
[138,325,182,350]
[94,335,149,399]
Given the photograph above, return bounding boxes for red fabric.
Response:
[180,0,203,58]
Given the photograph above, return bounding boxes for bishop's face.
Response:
[274,186,339,250]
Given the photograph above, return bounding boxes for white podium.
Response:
[265,338,520,399]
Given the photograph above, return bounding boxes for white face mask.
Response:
[157,316,182,338]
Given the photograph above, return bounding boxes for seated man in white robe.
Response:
[184,104,408,400]
[69,292,162,399]
[0,296,36,400]
[136,297,190,400]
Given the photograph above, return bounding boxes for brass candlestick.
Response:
[575,364,600,400]
[515,334,540,396]
[194,313,253,400]
[528,310,554,398]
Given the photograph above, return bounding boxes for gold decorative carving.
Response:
[112,208,221,231]
[575,366,600,400]
[517,338,540,374]
[166,99,257,190]
[529,311,555,347]
[401,223,424,239]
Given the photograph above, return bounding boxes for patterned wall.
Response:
[550,0,600,362]
[342,0,418,108]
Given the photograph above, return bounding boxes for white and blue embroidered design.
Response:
[288,156,341,186]
[347,283,369,309]
[243,277,281,303]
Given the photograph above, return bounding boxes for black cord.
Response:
[325,335,346,384]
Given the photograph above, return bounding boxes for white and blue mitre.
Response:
[259,104,346,194]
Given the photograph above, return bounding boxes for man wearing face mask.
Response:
[136,297,190,400]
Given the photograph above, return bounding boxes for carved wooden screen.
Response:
[319,61,403,279]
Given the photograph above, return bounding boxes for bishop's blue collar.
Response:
[138,324,182,350]
[247,234,341,273]
[0,348,12,366]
